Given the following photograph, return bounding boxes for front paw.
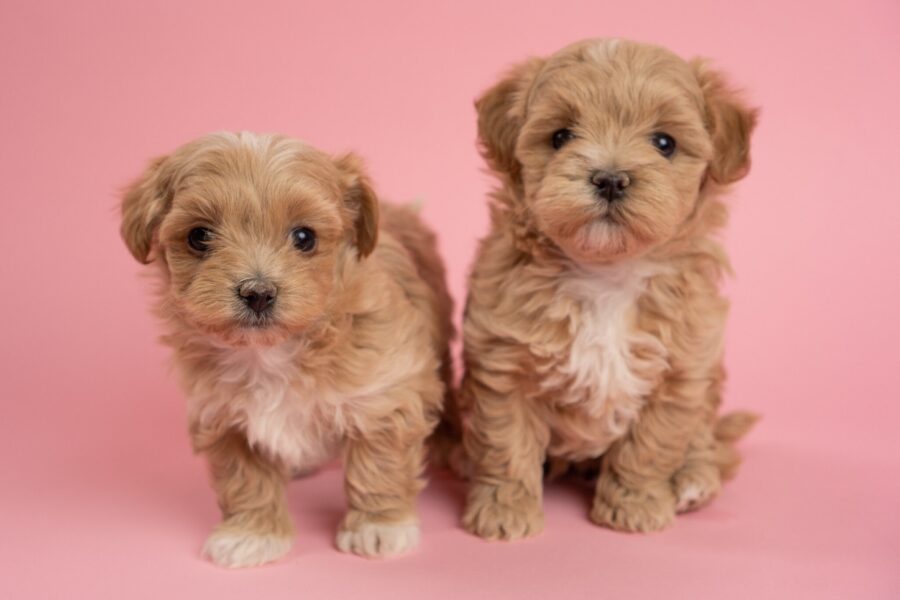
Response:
[335,518,421,558]
[462,483,543,541]
[590,480,676,533]
[202,526,292,568]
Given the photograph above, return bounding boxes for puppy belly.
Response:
[546,403,632,461]
[244,407,342,472]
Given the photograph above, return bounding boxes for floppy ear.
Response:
[120,155,175,264]
[475,57,545,180]
[334,153,379,259]
[692,60,759,185]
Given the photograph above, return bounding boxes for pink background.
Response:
[2,0,898,598]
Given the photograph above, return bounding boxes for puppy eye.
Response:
[187,227,213,253]
[651,132,677,158]
[291,227,317,253]
[551,128,576,150]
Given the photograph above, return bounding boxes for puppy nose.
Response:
[591,170,631,201]
[236,280,277,314]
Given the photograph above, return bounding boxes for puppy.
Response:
[460,39,758,539]
[121,132,453,567]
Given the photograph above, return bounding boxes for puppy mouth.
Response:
[594,200,627,226]
[598,211,622,225]
[235,311,277,329]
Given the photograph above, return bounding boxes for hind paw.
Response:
[673,463,721,513]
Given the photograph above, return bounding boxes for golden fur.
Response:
[459,39,758,539]
[121,132,452,566]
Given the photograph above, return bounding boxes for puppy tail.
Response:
[713,411,759,480]
[715,411,759,443]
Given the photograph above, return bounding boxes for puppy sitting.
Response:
[460,39,758,539]
[121,132,453,567]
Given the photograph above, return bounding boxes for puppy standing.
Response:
[121,132,453,567]
[460,39,758,539]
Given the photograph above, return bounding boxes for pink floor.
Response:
[2,1,899,598]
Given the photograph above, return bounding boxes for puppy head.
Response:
[477,38,757,264]
[121,132,378,346]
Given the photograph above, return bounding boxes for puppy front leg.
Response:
[337,426,426,558]
[462,374,547,541]
[193,428,293,568]
[591,384,704,533]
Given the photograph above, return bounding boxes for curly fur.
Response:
[121,132,453,566]
[459,39,759,539]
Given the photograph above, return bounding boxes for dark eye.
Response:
[187,227,213,253]
[651,132,677,158]
[291,227,317,253]
[551,128,576,150]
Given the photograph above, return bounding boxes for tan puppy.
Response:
[121,132,453,567]
[460,39,758,539]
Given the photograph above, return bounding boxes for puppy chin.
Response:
[182,311,293,348]
[535,197,653,265]
[207,323,288,348]
[228,321,291,348]
[558,220,648,264]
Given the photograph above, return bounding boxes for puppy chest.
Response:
[240,384,344,470]
[542,266,669,440]
[194,347,349,470]
[558,307,664,402]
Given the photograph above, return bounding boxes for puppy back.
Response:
[378,203,455,347]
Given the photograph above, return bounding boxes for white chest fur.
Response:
[188,344,350,470]
[547,260,669,433]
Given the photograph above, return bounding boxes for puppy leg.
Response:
[194,428,293,568]
[337,425,428,558]
[591,386,703,532]
[462,374,548,541]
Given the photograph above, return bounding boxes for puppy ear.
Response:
[692,60,759,185]
[475,57,545,180]
[120,155,175,264]
[334,153,379,259]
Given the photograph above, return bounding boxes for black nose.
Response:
[591,170,631,201]
[236,281,277,314]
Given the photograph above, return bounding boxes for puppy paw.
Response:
[202,528,292,568]
[673,463,721,513]
[590,481,676,533]
[335,520,420,558]
[462,485,543,541]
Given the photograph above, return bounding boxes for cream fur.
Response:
[187,334,434,472]
[545,261,670,418]
[335,520,421,558]
[202,530,293,569]
[189,343,340,471]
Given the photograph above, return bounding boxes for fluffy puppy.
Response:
[460,38,758,539]
[121,132,453,567]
